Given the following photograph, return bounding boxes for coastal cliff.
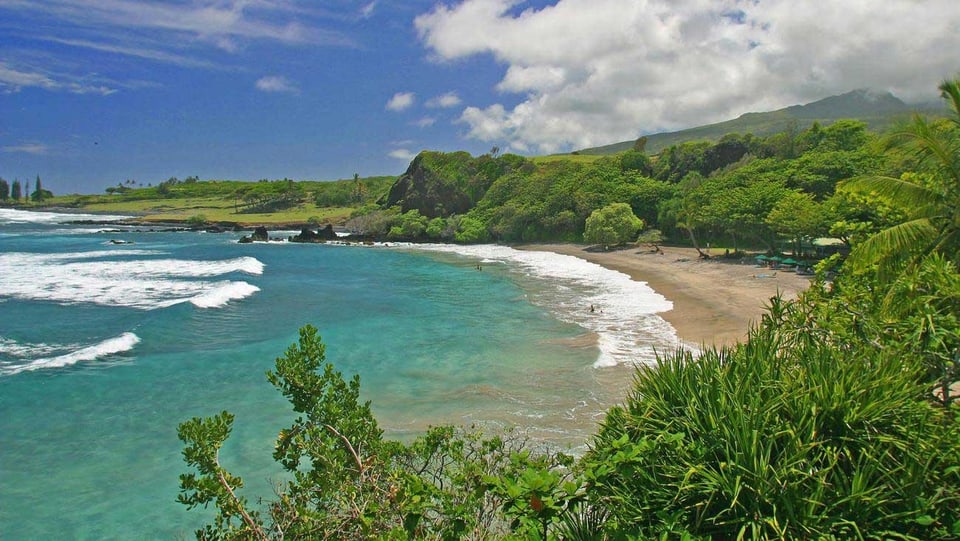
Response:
[382,151,475,218]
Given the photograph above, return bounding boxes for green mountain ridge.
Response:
[577,89,941,156]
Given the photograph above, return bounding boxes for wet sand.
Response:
[517,244,813,348]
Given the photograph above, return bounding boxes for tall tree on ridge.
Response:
[841,78,960,281]
[11,179,22,201]
[0,178,9,200]
[32,175,44,202]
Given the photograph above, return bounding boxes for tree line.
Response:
[87,174,395,214]
[0,175,53,203]
[343,115,914,255]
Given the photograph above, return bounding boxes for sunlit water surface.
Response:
[0,208,678,539]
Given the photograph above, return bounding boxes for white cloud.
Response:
[255,75,299,94]
[426,91,462,108]
[0,61,116,95]
[415,117,437,127]
[386,91,416,111]
[2,0,353,50]
[42,37,222,70]
[361,1,377,19]
[388,148,417,160]
[2,143,50,155]
[416,0,960,153]
[0,62,57,92]
[0,1,360,98]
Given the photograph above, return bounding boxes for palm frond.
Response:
[840,175,943,218]
[848,218,937,276]
[931,228,960,260]
[898,114,960,187]
[939,78,960,127]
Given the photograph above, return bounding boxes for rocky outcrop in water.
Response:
[252,226,268,241]
[289,225,337,243]
[239,225,269,243]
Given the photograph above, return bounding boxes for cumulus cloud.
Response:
[255,75,299,94]
[416,0,960,153]
[361,1,378,19]
[386,91,416,111]
[388,148,417,160]
[415,117,437,127]
[426,91,462,108]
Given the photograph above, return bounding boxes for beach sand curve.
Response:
[517,244,812,349]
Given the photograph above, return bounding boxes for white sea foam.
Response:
[0,251,264,310]
[0,208,131,225]
[0,337,68,357]
[407,244,681,368]
[0,333,140,376]
[190,282,261,308]
[26,249,166,261]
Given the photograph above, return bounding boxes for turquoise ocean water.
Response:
[0,208,678,540]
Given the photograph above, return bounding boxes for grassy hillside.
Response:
[39,176,395,226]
[575,89,943,156]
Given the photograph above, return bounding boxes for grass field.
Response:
[41,194,355,226]
[531,153,608,165]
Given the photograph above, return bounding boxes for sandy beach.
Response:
[517,244,813,348]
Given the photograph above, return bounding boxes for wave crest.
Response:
[405,244,680,368]
[0,333,141,376]
[0,251,264,310]
[190,282,261,308]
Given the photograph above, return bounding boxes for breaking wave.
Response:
[0,251,263,310]
[403,244,680,368]
[0,333,141,376]
[0,208,131,225]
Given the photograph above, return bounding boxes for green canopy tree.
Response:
[0,178,9,200]
[823,190,905,248]
[840,78,960,279]
[767,191,827,255]
[584,202,643,248]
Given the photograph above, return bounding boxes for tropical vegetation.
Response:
[175,80,960,539]
[840,79,960,280]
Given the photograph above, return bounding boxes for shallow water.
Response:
[0,208,678,539]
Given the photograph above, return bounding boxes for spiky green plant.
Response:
[582,304,960,539]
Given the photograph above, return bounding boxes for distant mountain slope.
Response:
[577,89,937,156]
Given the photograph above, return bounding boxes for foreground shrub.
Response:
[582,305,960,540]
[178,325,575,540]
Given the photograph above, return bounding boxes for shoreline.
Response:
[516,244,813,348]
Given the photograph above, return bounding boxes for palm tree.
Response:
[840,78,960,280]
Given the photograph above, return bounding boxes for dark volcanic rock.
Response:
[239,225,269,243]
[289,224,337,243]
[251,226,269,241]
[383,153,472,218]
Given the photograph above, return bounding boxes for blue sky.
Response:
[2,0,959,195]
